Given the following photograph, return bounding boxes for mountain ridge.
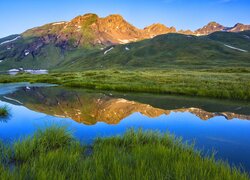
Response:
[20,13,250,45]
[0,13,249,50]
[0,13,250,71]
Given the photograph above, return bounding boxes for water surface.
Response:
[0,83,250,172]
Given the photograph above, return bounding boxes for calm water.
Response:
[0,70,48,75]
[0,83,250,172]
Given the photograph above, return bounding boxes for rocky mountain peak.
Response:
[207,21,221,26]
[228,23,250,32]
[195,21,225,35]
[144,23,172,31]
[178,29,194,35]
[145,23,167,29]
[104,14,124,21]
[94,14,142,44]
[70,13,99,25]
[144,23,176,37]
[98,14,128,30]
[207,22,224,30]
[234,23,244,27]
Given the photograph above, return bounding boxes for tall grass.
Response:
[0,127,249,179]
[0,106,9,117]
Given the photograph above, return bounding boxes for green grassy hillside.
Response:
[0,31,250,71]
[59,31,250,71]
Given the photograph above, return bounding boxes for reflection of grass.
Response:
[0,106,9,117]
[0,127,248,179]
[0,70,250,100]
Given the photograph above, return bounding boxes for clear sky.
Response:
[0,0,249,38]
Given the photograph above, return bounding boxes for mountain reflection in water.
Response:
[1,86,250,125]
[1,84,250,172]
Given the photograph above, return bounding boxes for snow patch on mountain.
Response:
[118,38,137,44]
[243,35,250,39]
[53,22,66,26]
[118,39,130,44]
[0,36,21,46]
[24,50,30,56]
[224,44,248,52]
[104,47,114,55]
[3,96,23,105]
[8,69,20,72]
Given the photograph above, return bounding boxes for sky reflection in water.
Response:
[0,84,250,172]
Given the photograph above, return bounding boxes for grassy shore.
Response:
[0,126,249,179]
[0,106,9,117]
[0,69,250,100]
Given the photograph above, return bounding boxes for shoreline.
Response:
[0,70,249,101]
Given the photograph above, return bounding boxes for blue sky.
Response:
[0,0,249,38]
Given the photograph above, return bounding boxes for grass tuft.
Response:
[13,126,75,162]
[0,106,9,117]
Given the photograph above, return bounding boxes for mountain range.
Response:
[15,13,250,43]
[0,13,250,70]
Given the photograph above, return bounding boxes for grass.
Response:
[0,69,250,100]
[0,106,9,117]
[0,126,249,179]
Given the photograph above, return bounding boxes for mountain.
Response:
[228,23,250,32]
[195,22,225,36]
[178,29,194,35]
[194,22,250,36]
[143,23,176,38]
[20,13,180,47]
[0,13,250,71]
[0,31,250,71]
[22,13,142,47]
[54,31,250,71]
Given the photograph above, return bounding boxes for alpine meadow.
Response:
[0,0,250,179]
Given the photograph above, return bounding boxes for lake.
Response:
[0,69,48,75]
[0,83,250,172]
